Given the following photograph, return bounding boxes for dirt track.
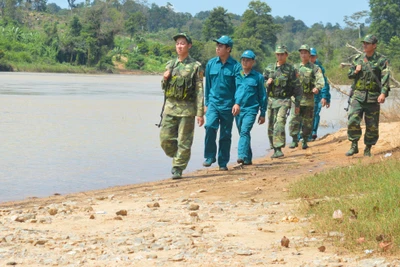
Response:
[0,122,399,266]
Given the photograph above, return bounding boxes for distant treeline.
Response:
[0,0,399,82]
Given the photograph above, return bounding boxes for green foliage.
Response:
[0,0,399,79]
[235,1,281,47]
[370,0,400,44]
[125,11,147,40]
[202,7,233,41]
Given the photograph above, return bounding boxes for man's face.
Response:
[216,43,231,57]
[310,55,317,63]
[175,37,191,56]
[241,57,255,70]
[275,53,288,64]
[300,50,310,62]
[362,42,376,54]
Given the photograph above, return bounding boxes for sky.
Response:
[49,0,370,27]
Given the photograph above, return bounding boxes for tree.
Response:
[32,0,47,11]
[202,7,233,41]
[67,0,76,10]
[125,11,147,40]
[369,0,400,43]
[3,0,17,22]
[235,1,281,48]
[344,10,369,39]
[46,3,61,14]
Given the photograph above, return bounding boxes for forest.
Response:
[0,0,399,83]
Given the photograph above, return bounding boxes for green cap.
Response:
[362,34,378,44]
[298,44,310,52]
[173,33,192,44]
[275,44,288,54]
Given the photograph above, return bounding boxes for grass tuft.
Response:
[289,158,400,253]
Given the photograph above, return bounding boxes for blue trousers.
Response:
[235,111,257,162]
[312,100,322,135]
[204,104,234,168]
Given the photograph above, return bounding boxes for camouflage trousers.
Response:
[347,100,380,145]
[267,100,291,149]
[289,105,314,140]
[160,114,195,170]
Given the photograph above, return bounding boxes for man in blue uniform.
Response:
[203,35,243,171]
[235,50,267,165]
[309,47,331,141]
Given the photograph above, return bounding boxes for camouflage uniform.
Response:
[263,62,301,149]
[347,45,390,151]
[160,56,204,171]
[289,61,324,142]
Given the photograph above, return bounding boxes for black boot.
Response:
[364,145,372,157]
[345,141,359,156]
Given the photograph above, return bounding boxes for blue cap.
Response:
[241,50,256,59]
[213,35,233,48]
[310,47,317,56]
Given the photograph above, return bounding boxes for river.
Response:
[0,72,349,202]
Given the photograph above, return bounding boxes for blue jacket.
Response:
[314,59,331,103]
[238,69,267,117]
[205,56,244,111]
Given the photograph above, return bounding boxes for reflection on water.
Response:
[0,72,349,203]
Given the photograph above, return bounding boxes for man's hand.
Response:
[321,98,330,108]
[312,88,319,94]
[267,78,273,85]
[163,70,171,81]
[197,116,204,127]
[354,64,362,74]
[258,116,265,125]
[232,104,240,116]
[295,107,300,115]
[378,93,386,103]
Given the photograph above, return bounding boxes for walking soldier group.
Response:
[159,33,389,179]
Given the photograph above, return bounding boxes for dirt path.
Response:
[0,122,399,266]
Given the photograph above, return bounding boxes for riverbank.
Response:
[1,122,399,266]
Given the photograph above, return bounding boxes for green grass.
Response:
[289,158,400,253]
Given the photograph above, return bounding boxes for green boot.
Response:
[289,138,298,149]
[345,141,359,156]
[364,145,372,157]
[271,148,284,158]
[302,140,309,149]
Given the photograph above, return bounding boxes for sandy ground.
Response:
[1,122,399,266]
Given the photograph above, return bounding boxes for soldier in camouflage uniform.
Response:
[346,34,390,157]
[288,44,324,150]
[263,45,302,158]
[160,33,204,179]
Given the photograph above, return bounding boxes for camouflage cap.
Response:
[275,44,288,54]
[213,35,234,48]
[298,44,310,52]
[362,34,378,44]
[173,33,192,44]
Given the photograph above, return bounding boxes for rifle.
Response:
[340,62,355,112]
[155,91,166,128]
[344,86,354,112]
[155,62,175,128]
